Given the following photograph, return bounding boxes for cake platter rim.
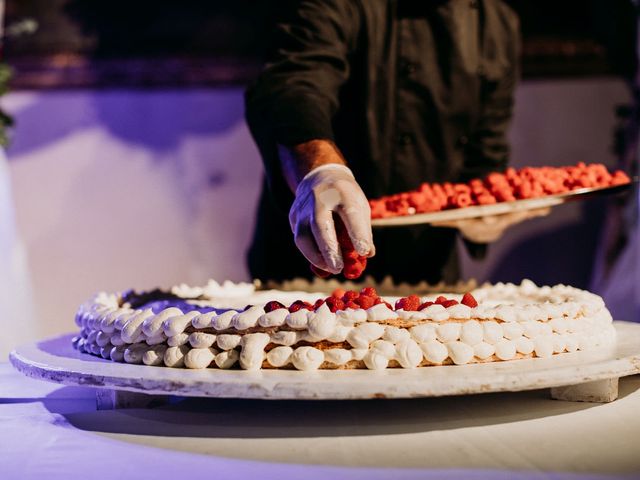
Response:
[371,181,634,227]
[9,321,640,400]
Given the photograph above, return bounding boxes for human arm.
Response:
[284,140,374,274]
[245,0,360,206]
[245,1,373,273]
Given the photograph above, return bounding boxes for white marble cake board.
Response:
[10,322,640,408]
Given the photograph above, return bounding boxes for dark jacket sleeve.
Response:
[245,0,360,209]
[462,4,520,182]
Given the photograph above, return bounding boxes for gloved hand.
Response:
[432,207,551,243]
[289,164,375,274]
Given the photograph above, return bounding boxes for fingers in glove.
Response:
[432,217,504,243]
[310,206,343,273]
[483,207,549,228]
[493,210,529,227]
[431,220,463,229]
[526,207,552,218]
[293,223,332,272]
[337,203,375,257]
[434,206,552,230]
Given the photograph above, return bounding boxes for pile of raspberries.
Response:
[263,287,479,314]
[310,216,367,280]
[308,163,630,280]
[370,163,631,219]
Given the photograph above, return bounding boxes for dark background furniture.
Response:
[4,0,637,89]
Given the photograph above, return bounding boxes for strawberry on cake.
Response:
[73,279,615,371]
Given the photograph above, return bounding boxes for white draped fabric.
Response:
[1,363,639,479]
[0,149,36,357]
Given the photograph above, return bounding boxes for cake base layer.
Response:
[10,322,640,400]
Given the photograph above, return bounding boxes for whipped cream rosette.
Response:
[73,279,615,371]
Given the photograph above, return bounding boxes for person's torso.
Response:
[333,0,518,197]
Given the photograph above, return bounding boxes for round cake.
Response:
[73,279,615,371]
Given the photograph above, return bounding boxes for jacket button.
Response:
[398,133,414,146]
[402,62,417,76]
[457,135,469,147]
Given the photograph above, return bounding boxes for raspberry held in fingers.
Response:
[308,216,369,280]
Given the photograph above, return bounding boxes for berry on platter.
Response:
[369,163,631,219]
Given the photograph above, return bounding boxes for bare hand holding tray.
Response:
[371,180,635,228]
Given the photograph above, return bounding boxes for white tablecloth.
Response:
[1,363,638,479]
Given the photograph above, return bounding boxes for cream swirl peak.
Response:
[73,279,615,371]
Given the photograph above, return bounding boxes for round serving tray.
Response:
[371,181,634,227]
[9,321,640,400]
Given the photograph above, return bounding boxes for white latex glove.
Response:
[432,207,551,243]
[289,164,375,274]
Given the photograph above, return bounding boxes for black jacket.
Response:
[246,0,520,284]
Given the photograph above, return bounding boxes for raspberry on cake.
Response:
[73,279,616,371]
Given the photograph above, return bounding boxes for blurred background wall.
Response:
[1,0,638,352]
